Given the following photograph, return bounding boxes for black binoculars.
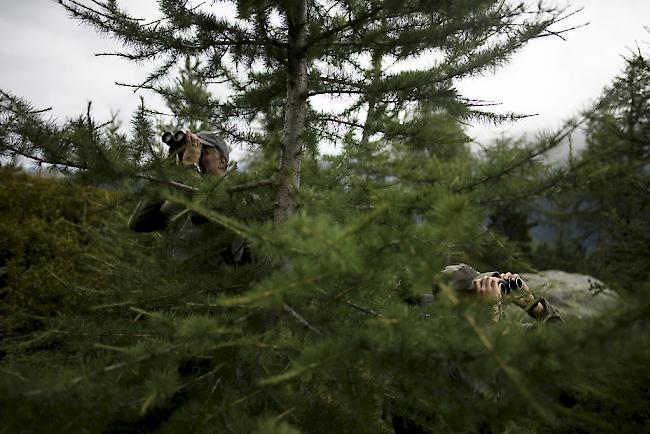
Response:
[162,131,187,151]
[498,276,524,295]
[487,272,524,295]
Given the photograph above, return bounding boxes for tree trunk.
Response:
[275,1,308,225]
[360,50,383,149]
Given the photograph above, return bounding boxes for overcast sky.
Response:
[1,0,649,159]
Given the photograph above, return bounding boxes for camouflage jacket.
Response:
[128,199,247,267]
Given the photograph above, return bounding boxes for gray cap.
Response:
[196,131,230,158]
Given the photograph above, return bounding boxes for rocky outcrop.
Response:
[519,270,620,321]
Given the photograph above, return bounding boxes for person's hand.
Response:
[181,131,202,167]
[471,274,504,321]
[471,275,503,300]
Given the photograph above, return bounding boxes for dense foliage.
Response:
[0,167,115,319]
[1,147,649,433]
[0,1,649,433]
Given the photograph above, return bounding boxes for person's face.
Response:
[200,147,228,177]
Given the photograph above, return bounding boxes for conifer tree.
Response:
[55,0,579,222]
[533,50,650,288]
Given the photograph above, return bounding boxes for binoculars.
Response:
[485,272,523,295]
[162,131,191,165]
[497,276,524,295]
[162,131,187,153]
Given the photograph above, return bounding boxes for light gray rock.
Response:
[519,270,620,321]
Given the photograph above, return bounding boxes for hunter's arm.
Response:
[128,200,185,232]
[520,296,563,324]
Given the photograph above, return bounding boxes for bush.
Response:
[0,166,115,326]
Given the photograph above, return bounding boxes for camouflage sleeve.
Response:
[525,297,563,324]
[128,200,169,232]
[128,198,192,232]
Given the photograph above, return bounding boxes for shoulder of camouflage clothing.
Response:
[437,263,500,292]
[128,199,168,232]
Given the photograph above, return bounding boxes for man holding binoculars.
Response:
[440,263,562,323]
[128,130,249,267]
[162,130,230,177]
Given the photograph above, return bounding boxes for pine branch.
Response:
[227,179,274,194]
[308,89,366,97]
[345,300,383,317]
[133,174,198,192]
[0,144,270,197]
[454,118,587,193]
[305,6,384,49]
[24,344,181,397]
[318,117,365,129]
[57,0,112,21]
[135,173,273,195]
[283,303,322,336]
[4,146,86,170]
